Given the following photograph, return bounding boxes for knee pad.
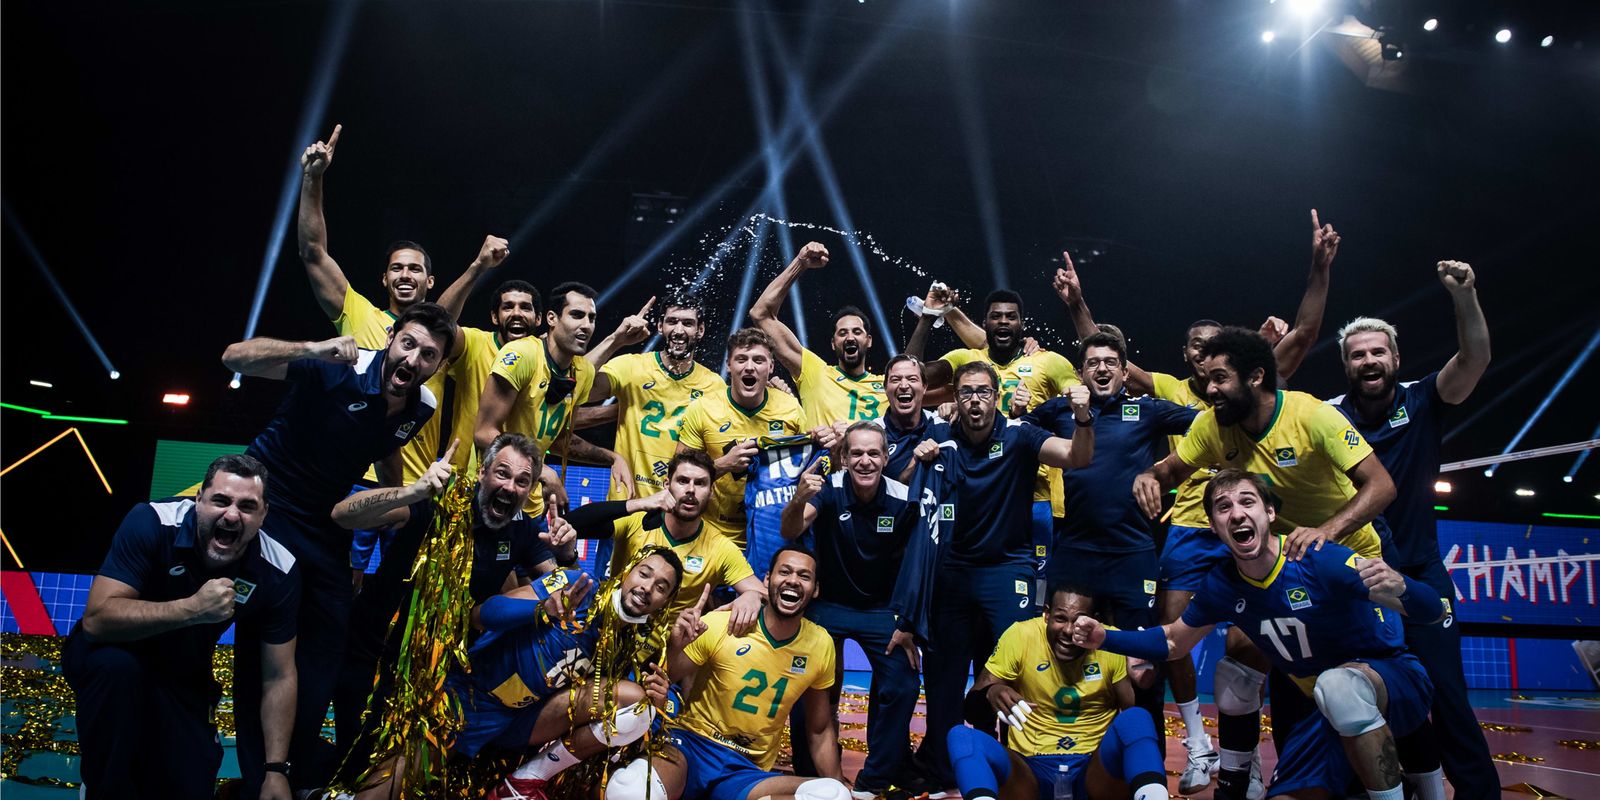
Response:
[1111,706,1158,741]
[1213,657,1266,716]
[1314,667,1385,737]
[795,778,852,800]
[605,758,668,800]
[589,702,655,746]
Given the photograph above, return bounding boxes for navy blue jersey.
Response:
[883,410,945,479]
[464,569,603,709]
[745,437,825,578]
[1028,392,1196,553]
[930,417,1054,567]
[347,499,552,660]
[806,472,929,614]
[244,350,438,521]
[80,498,300,679]
[1182,541,1406,688]
[1332,374,1445,569]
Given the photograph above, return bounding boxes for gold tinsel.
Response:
[1,634,79,788]
[1481,721,1534,733]
[1492,752,1546,764]
[331,474,479,797]
[1556,739,1600,750]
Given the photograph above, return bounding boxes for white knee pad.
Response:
[1213,657,1266,716]
[605,757,669,800]
[794,778,852,800]
[590,702,656,746]
[1314,667,1385,737]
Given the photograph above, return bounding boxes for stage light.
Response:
[1541,35,1554,48]
[1495,29,1512,44]
[1434,480,1452,494]
[1286,0,1322,18]
[1484,469,1494,477]
[28,380,51,389]
[1483,325,1599,477]
[1565,475,1575,483]
[109,371,121,380]
[229,377,242,390]
[1262,30,1276,43]
[1563,423,1598,484]
[162,393,191,406]
[1515,488,1535,497]
[5,203,121,382]
[1423,19,1438,32]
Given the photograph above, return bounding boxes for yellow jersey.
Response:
[607,512,753,619]
[677,609,836,769]
[794,347,885,431]
[1175,390,1381,557]
[1150,371,1215,529]
[985,617,1128,756]
[488,337,597,516]
[941,347,1080,511]
[599,352,727,498]
[675,388,805,545]
[444,326,506,473]
[335,285,443,484]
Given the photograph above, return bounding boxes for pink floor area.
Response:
[824,685,1600,799]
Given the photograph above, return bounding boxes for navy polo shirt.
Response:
[79,498,300,680]
[1332,373,1445,569]
[931,416,1054,567]
[1028,391,1197,553]
[244,349,438,522]
[806,472,922,609]
[347,499,551,660]
[883,410,945,479]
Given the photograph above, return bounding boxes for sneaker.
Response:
[851,787,887,800]
[1179,738,1220,795]
[493,776,549,800]
[1246,750,1264,800]
[898,772,948,800]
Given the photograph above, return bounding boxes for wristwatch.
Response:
[264,761,292,777]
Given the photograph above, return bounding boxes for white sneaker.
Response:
[1246,749,1264,800]
[1179,738,1220,795]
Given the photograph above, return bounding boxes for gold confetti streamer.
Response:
[1480,721,1533,733]
[1556,739,1600,750]
[1,634,79,788]
[1492,752,1545,764]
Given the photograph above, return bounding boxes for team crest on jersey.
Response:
[719,422,733,432]
[642,381,657,390]
[735,644,753,656]
[790,656,809,674]
[940,504,955,520]
[1388,407,1410,428]
[1143,579,1157,595]
[501,351,521,367]
[1344,429,1362,449]
[233,578,257,605]
[1121,404,1140,422]
[497,541,511,561]
[1274,447,1298,467]
[988,441,1004,460]
[768,421,784,432]
[871,382,883,391]
[1286,586,1313,610]
[394,421,416,439]
[1014,580,1029,595]
[690,389,704,399]
[1036,545,1048,558]
[1018,365,1034,375]
[877,515,894,532]
[684,556,705,574]
[1083,661,1103,680]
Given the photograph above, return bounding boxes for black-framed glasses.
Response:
[956,386,996,400]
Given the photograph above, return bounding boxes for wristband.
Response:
[264,761,291,776]
[1397,575,1444,621]
[1101,626,1170,662]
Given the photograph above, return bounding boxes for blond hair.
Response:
[1337,317,1399,357]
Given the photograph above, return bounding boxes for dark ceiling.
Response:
[4,0,1598,568]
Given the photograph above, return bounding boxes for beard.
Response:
[1212,386,1257,427]
[1350,369,1398,400]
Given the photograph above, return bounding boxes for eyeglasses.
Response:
[956,386,996,400]
[1084,357,1123,369]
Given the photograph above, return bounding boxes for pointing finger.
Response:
[1310,208,1320,230]
[638,296,656,317]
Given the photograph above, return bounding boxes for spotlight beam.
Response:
[3,203,118,378]
[948,16,1009,288]
[1566,422,1600,482]
[597,2,921,308]
[724,216,774,378]
[233,0,360,386]
[1483,324,1600,476]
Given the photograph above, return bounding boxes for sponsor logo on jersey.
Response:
[1235,598,1247,613]
[168,564,186,576]
[735,643,753,656]
[888,442,898,456]
[684,556,705,573]
[1225,449,1239,461]
[1344,428,1362,449]
[347,401,368,413]
[1056,735,1077,751]
[790,655,808,674]
[233,578,257,605]
[496,541,511,561]
[541,571,569,592]
[1036,663,1051,672]
[839,511,852,522]
[1274,446,1298,467]
[642,381,657,390]
[719,422,733,432]
[500,351,521,367]
[1122,404,1140,422]
[653,460,669,478]
[988,441,1004,460]
[877,515,894,532]
[1286,586,1313,611]
[1388,407,1410,428]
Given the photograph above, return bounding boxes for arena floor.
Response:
[4,635,1596,799]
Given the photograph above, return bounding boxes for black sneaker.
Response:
[896,772,949,800]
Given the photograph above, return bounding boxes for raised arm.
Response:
[586,296,655,375]
[222,335,355,381]
[1055,251,1157,395]
[80,575,236,642]
[1037,386,1094,469]
[780,459,824,540]
[332,441,458,529]
[1434,261,1490,404]
[748,242,825,376]
[1272,209,1340,380]
[1072,614,1211,661]
[434,236,510,357]
[259,639,298,800]
[297,124,350,320]
[474,374,518,452]
[553,431,634,498]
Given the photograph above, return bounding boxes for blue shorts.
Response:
[1048,548,1158,629]
[1024,753,1090,800]
[667,727,780,800]
[1358,654,1432,739]
[1158,525,1231,592]
[1265,669,1350,797]
[445,672,547,758]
